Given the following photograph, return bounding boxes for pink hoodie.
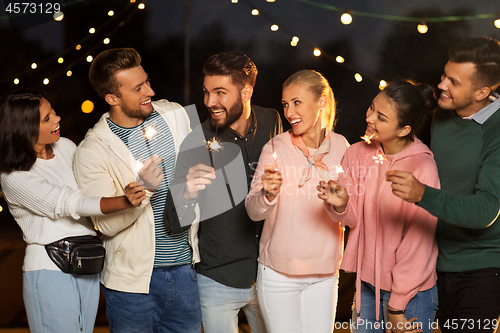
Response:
[325,138,439,319]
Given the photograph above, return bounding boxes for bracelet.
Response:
[387,309,405,315]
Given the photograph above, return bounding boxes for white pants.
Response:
[257,263,339,333]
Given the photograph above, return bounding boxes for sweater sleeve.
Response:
[1,171,101,220]
[389,158,439,310]
[418,146,500,229]
[74,142,152,237]
[245,140,279,221]
[323,146,360,228]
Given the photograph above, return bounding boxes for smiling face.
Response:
[365,92,410,152]
[203,75,245,130]
[437,61,480,118]
[34,97,61,154]
[282,83,326,138]
[109,65,155,125]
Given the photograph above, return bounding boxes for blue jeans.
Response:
[353,281,438,333]
[102,264,202,333]
[437,268,500,333]
[198,273,267,333]
[23,270,100,333]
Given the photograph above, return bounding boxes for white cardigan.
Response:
[1,138,102,271]
[74,100,199,294]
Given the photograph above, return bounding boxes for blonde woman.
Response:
[245,70,349,333]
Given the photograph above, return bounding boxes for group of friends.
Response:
[0,36,499,333]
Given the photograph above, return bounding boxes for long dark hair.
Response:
[0,90,46,173]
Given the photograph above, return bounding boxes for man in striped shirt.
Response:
[74,48,201,333]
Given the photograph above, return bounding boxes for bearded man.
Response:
[165,51,282,333]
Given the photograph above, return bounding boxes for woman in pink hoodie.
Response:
[318,79,440,333]
[246,70,349,333]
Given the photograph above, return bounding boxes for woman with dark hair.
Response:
[0,90,154,333]
[318,80,440,333]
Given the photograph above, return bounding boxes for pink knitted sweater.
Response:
[325,138,439,318]
[245,130,349,275]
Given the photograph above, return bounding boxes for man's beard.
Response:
[122,103,153,121]
[210,94,244,131]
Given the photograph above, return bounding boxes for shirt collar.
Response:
[218,108,256,139]
[462,92,500,124]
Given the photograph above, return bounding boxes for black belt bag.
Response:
[45,235,105,275]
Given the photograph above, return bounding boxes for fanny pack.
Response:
[45,235,105,275]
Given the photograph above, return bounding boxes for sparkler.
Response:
[334,164,345,175]
[361,133,375,144]
[206,125,223,168]
[373,153,387,164]
[142,124,158,141]
[271,137,277,166]
[134,159,145,173]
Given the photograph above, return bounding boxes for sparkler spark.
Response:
[361,133,375,144]
[206,137,223,152]
[143,125,158,141]
[135,160,145,173]
[335,164,345,175]
[373,153,387,164]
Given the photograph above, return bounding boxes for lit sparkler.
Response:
[361,133,375,144]
[142,124,158,141]
[373,153,387,164]
[335,164,345,175]
[271,137,277,165]
[135,159,145,173]
[206,137,223,152]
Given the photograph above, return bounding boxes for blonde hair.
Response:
[283,69,336,130]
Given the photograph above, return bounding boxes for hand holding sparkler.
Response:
[137,155,164,191]
[184,163,216,200]
[262,165,282,202]
[317,180,348,213]
[385,170,425,203]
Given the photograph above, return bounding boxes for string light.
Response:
[495,18,500,29]
[66,70,73,77]
[0,206,3,213]
[354,73,363,82]
[103,38,111,44]
[336,56,344,63]
[231,0,238,3]
[81,100,94,113]
[89,27,96,34]
[14,78,19,84]
[31,63,37,69]
[290,36,299,46]
[43,78,49,85]
[108,10,114,16]
[53,11,64,21]
[270,24,279,31]
[379,80,387,90]
[417,20,428,34]
[341,12,352,25]
[313,48,321,57]
[296,0,499,25]
[266,0,276,2]
[58,57,64,63]
[86,55,93,62]
[251,9,259,15]
[76,44,82,50]
[138,3,145,9]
